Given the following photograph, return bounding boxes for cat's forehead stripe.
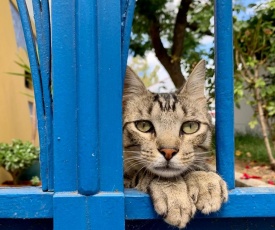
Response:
[152,93,178,112]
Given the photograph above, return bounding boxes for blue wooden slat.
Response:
[76,0,99,195]
[0,187,52,218]
[52,0,77,192]
[16,0,48,190]
[32,0,53,191]
[53,193,88,229]
[125,188,275,219]
[90,193,125,229]
[0,188,275,219]
[121,0,136,78]
[214,0,235,190]
[97,0,124,192]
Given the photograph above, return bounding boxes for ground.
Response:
[235,159,275,186]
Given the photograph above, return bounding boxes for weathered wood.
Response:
[215,0,235,190]
[76,0,99,195]
[52,0,78,192]
[0,187,52,218]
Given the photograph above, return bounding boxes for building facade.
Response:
[0,0,38,146]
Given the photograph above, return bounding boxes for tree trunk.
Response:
[266,119,275,152]
[254,87,275,170]
[149,21,186,88]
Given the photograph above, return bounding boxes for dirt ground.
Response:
[235,160,275,185]
[207,157,275,186]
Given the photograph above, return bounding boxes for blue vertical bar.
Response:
[17,0,48,190]
[97,0,123,192]
[53,194,89,229]
[52,0,77,192]
[90,193,124,230]
[121,0,136,78]
[214,0,235,189]
[32,0,53,191]
[76,0,99,195]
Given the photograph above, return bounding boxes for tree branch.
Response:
[149,20,171,73]
[149,19,185,88]
[239,53,255,80]
[171,0,192,60]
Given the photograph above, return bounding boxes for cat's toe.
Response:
[149,179,196,228]
[220,179,229,202]
[164,205,195,229]
[197,198,222,214]
[185,171,228,214]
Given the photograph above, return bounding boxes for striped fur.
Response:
[123,60,212,182]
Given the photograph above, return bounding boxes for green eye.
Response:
[181,121,200,134]
[135,121,153,133]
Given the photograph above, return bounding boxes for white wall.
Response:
[234,98,260,133]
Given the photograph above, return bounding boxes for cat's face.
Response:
[123,60,212,178]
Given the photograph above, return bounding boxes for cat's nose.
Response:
[159,148,179,161]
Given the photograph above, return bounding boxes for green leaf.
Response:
[267,67,275,75]
[0,140,39,183]
[255,78,266,88]
[249,119,258,129]
[5,72,27,77]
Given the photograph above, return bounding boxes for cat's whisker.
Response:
[194,152,211,156]
[195,156,214,161]
[125,158,146,165]
[123,150,141,153]
[125,158,148,165]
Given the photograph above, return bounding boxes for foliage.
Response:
[0,140,39,184]
[6,54,32,88]
[233,1,275,168]
[130,0,214,88]
[30,176,41,186]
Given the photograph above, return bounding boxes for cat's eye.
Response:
[181,121,200,134]
[135,120,153,133]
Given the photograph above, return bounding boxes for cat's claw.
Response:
[149,179,196,229]
[185,171,228,214]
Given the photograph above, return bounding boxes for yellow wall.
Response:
[0,1,38,145]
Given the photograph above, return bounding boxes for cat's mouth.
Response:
[152,165,183,177]
[154,166,180,172]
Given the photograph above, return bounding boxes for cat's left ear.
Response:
[179,60,206,101]
[123,66,148,101]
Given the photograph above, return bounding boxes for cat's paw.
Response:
[185,171,228,214]
[149,179,196,228]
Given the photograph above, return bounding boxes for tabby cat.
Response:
[123,60,228,228]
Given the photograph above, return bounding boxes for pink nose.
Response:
[159,148,178,160]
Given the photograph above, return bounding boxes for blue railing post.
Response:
[32,0,53,191]
[214,0,235,190]
[76,0,99,195]
[51,0,134,228]
[52,0,78,193]
[17,0,52,192]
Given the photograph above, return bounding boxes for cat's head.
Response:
[123,60,212,178]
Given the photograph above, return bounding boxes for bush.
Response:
[0,140,39,185]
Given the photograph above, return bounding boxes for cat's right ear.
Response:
[123,66,148,101]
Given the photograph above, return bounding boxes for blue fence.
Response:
[1,0,275,229]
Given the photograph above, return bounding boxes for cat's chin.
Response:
[150,166,185,178]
